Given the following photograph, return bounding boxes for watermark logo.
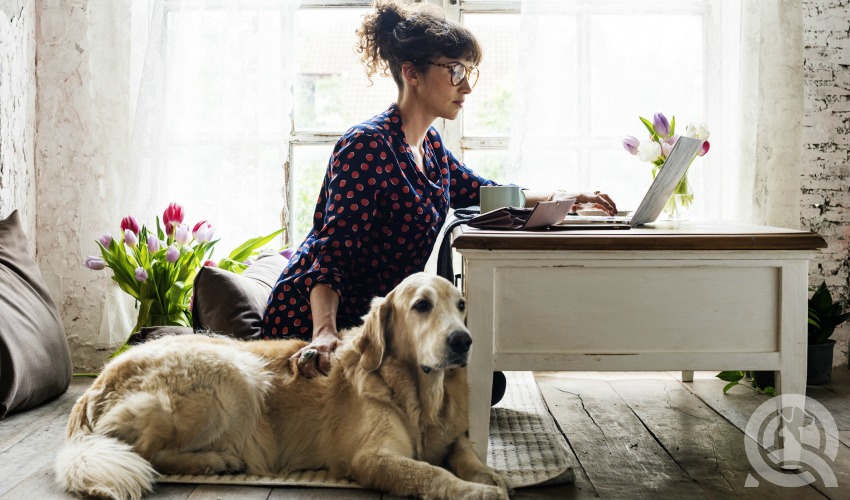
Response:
[745,394,839,488]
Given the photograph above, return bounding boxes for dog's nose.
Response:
[447,330,472,353]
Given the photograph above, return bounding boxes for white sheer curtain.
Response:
[509,0,804,228]
[98,0,300,344]
[734,0,804,228]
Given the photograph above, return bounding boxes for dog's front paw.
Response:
[202,453,246,475]
[457,483,510,500]
[470,468,512,494]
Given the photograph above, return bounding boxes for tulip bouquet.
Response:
[85,202,284,340]
[622,112,710,218]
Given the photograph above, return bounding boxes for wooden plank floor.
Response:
[1,368,847,499]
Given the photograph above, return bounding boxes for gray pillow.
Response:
[192,252,288,339]
[0,211,73,418]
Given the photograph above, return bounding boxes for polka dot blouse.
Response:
[261,103,498,340]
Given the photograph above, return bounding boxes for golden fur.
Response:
[55,273,510,500]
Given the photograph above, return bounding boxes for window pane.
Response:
[167,9,289,142]
[290,144,334,243]
[590,148,655,212]
[166,143,285,254]
[462,13,520,137]
[511,14,579,138]
[590,14,704,136]
[462,149,510,184]
[509,141,579,191]
[295,9,397,132]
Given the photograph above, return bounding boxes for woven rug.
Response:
[160,371,575,489]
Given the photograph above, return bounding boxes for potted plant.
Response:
[806,281,849,384]
[719,280,849,392]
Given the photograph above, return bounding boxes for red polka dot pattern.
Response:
[261,103,497,340]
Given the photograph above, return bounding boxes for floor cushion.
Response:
[0,211,73,418]
[192,251,289,339]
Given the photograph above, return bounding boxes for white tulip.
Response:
[637,141,662,163]
[686,122,710,140]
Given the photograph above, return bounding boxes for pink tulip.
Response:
[280,247,295,261]
[203,259,217,267]
[698,140,710,157]
[163,203,185,236]
[134,267,148,282]
[98,233,113,248]
[622,136,640,155]
[653,113,670,138]
[123,229,138,248]
[84,256,106,270]
[120,216,140,235]
[193,221,215,243]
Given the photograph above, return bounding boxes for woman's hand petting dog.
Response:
[290,332,340,378]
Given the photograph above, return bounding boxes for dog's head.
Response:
[356,272,471,374]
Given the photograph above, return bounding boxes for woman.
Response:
[262,0,617,377]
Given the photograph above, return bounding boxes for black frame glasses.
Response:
[426,61,480,88]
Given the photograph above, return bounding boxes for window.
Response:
[161,0,721,246]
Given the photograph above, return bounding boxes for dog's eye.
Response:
[458,300,466,312]
[412,299,432,312]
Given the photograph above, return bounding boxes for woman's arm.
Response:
[522,189,618,215]
[289,284,341,378]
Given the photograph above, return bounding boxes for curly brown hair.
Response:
[356,0,482,88]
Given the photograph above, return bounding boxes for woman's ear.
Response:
[401,61,419,88]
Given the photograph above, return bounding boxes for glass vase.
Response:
[654,167,694,219]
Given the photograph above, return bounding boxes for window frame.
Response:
[286,0,722,241]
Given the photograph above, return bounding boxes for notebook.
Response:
[553,136,703,229]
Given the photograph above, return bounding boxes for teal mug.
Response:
[480,186,526,213]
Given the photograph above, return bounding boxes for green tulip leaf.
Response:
[227,228,285,262]
[716,370,745,383]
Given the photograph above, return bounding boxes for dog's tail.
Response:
[55,394,158,500]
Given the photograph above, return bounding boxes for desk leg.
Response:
[774,264,808,470]
[681,370,694,382]
[465,261,495,461]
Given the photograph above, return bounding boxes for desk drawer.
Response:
[490,265,780,354]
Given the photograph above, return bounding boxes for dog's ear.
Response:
[356,294,393,372]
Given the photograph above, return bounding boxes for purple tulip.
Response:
[134,267,148,282]
[698,140,710,157]
[622,136,640,155]
[147,234,159,254]
[166,245,180,263]
[653,113,670,138]
[98,233,113,248]
[84,256,106,270]
[120,216,140,235]
[123,229,138,248]
[280,247,295,261]
[175,224,191,245]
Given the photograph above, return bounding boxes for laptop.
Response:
[553,136,703,229]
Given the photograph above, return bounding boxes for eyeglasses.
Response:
[426,61,479,88]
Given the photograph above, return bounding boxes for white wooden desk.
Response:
[452,221,826,460]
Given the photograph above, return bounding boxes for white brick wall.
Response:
[803,0,850,366]
[0,0,36,250]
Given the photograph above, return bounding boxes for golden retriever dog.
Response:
[55,272,510,500]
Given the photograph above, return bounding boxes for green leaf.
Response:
[669,116,676,136]
[722,381,738,394]
[227,229,285,262]
[639,116,658,141]
[763,386,776,397]
[810,282,832,312]
[716,370,745,383]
